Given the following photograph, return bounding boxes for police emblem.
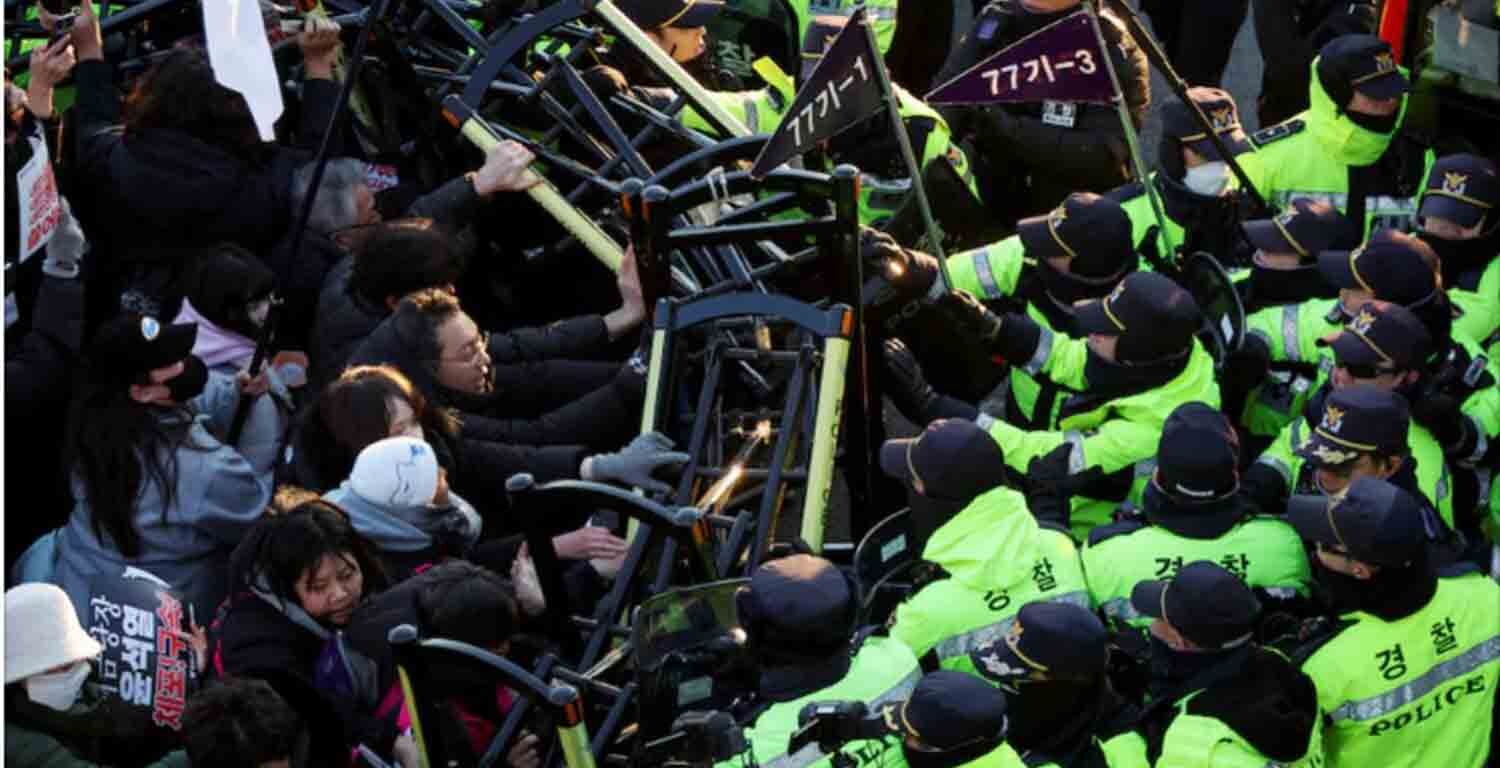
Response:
[1373,51,1395,74]
[1442,172,1469,197]
[1351,308,1377,335]
[1322,405,1345,433]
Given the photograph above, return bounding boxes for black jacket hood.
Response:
[1185,648,1319,763]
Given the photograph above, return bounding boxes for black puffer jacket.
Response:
[71,60,339,317]
[347,312,637,452]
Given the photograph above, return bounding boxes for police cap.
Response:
[1316,300,1433,371]
[1131,561,1261,650]
[1294,385,1411,469]
[1161,86,1251,161]
[889,671,1009,752]
[1318,230,1439,307]
[1287,475,1429,567]
[969,602,1108,684]
[879,418,1006,504]
[1420,154,1499,230]
[615,0,722,29]
[1017,192,1135,281]
[1243,198,1361,261]
[1316,34,1409,101]
[1073,271,1202,364]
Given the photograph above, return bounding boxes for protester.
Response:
[50,313,281,627]
[179,678,302,768]
[208,501,409,767]
[5,583,187,767]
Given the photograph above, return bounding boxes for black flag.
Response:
[749,8,884,179]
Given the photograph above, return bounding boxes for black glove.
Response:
[1025,443,1075,530]
[1220,334,1272,414]
[1411,390,1467,451]
[1240,461,1289,516]
[862,227,939,301]
[882,339,939,421]
[930,290,1003,345]
[1136,224,1169,274]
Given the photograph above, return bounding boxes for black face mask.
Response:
[1310,559,1371,614]
[1035,258,1123,308]
[166,356,210,404]
[1418,230,1495,282]
[1345,108,1399,135]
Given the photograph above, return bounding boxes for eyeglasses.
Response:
[438,330,489,365]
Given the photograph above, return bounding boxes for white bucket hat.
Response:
[350,436,441,509]
[5,583,103,684]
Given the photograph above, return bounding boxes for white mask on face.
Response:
[1183,161,1231,197]
[26,660,93,712]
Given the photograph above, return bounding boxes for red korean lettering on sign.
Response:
[152,591,187,730]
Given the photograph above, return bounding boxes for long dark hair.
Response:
[122,47,261,155]
[296,365,457,490]
[228,500,389,605]
[65,371,190,559]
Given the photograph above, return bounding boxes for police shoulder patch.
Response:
[1086,518,1146,547]
[1251,119,1305,147]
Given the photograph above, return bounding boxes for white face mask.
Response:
[1183,161,1231,197]
[26,660,92,712]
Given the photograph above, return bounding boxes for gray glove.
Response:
[42,197,85,280]
[586,431,690,495]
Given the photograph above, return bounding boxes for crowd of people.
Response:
[3,0,1499,765]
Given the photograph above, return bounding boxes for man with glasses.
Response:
[1244,303,1462,529]
[1285,477,1500,768]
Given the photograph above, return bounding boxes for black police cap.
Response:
[1016,193,1135,281]
[1155,402,1239,503]
[892,671,1009,752]
[1318,230,1439,308]
[1243,198,1361,260]
[1294,385,1411,468]
[879,419,1006,504]
[1131,561,1261,650]
[615,0,723,29]
[1160,86,1251,161]
[1316,34,1409,101]
[1073,272,1203,364]
[1287,475,1429,567]
[1420,154,1499,230]
[970,601,1108,684]
[1316,300,1433,371]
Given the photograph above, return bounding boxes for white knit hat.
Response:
[5,583,103,684]
[349,436,441,509]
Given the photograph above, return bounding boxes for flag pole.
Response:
[861,12,953,290]
[227,0,392,445]
[1080,0,1177,264]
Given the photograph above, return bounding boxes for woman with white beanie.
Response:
[5,583,186,767]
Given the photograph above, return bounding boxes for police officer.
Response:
[973,271,1220,540]
[1416,154,1500,344]
[1109,88,1257,268]
[721,553,922,767]
[935,0,1149,222]
[1244,304,1460,521]
[1081,402,1311,633]
[1130,561,1325,767]
[610,0,747,89]
[945,193,1137,335]
[884,670,1025,767]
[1238,34,1435,238]
[1235,198,1361,313]
[969,602,1149,767]
[881,419,1089,674]
[1235,229,1451,442]
[1286,477,1500,767]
